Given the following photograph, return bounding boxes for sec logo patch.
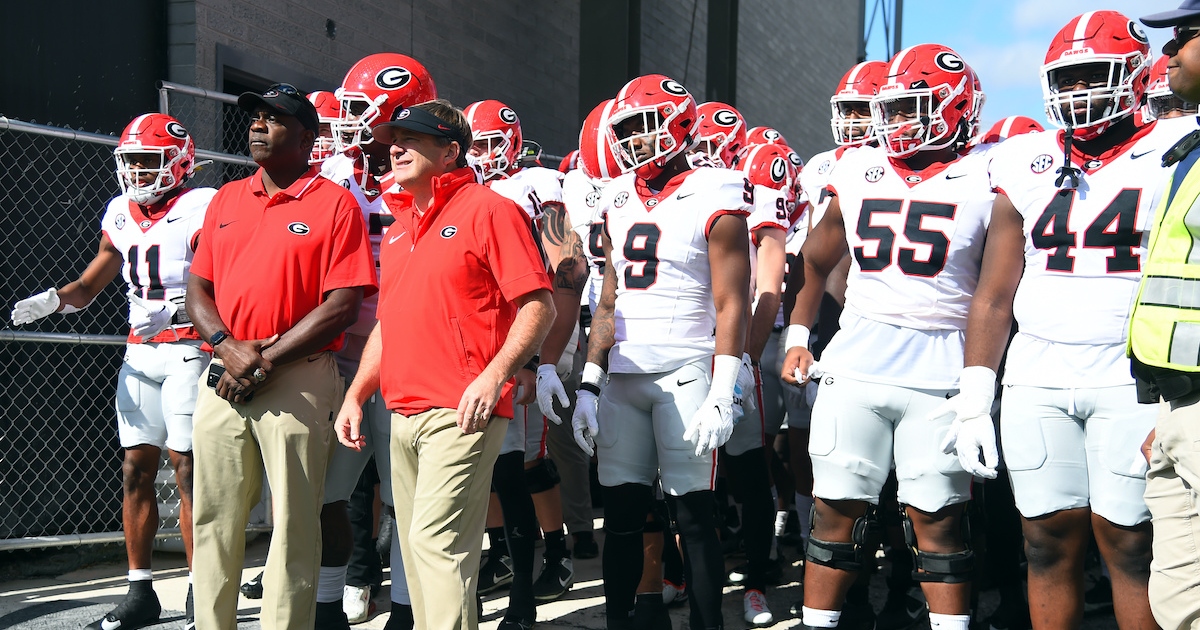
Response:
[440,226,458,238]
[115,214,126,230]
[614,192,629,208]
[287,222,311,235]
[1031,154,1054,174]
[864,166,885,182]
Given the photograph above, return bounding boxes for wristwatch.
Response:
[209,330,230,347]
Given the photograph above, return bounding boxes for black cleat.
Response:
[478,553,514,594]
[240,571,264,599]
[532,553,574,602]
[89,587,161,630]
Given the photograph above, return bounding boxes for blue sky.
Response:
[862,1,1180,131]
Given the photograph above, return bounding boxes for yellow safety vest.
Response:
[1130,157,1200,372]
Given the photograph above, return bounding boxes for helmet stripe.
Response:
[128,113,152,137]
[1072,11,1096,49]
[846,62,867,89]
[598,99,617,180]
[1000,116,1017,138]
[888,46,918,85]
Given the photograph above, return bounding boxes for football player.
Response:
[463,99,580,622]
[570,73,751,630]
[935,11,1187,629]
[979,115,1045,145]
[11,113,214,630]
[308,52,436,629]
[693,101,749,169]
[780,44,992,630]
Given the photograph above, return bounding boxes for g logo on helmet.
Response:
[713,109,739,127]
[499,108,518,124]
[165,121,188,139]
[440,226,458,238]
[864,166,885,182]
[1129,22,1149,45]
[934,52,964,73]
[661,79,688,97]
[287,222,311,235]
[614,191,630,208]
[376,67,412,90]
[787,152,804,168]
[764,129,782,141]
[770,157,787,183]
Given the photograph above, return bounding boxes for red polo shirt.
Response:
[378,167,551,418]
[191,167,378,352]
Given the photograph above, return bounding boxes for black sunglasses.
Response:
[266,82,301,96]
[1174,24,1200,46]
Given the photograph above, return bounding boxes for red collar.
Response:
[383,167,477,236]
[1055,119,1157,174]
[126,189,186,233]
[634,169,691,208]
[886,155,957,188]
[250,165,321,199]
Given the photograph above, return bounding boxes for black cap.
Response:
[371,106,471,154]
[237,83,320,134]
[1143,0,1200,27]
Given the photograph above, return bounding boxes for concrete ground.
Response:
[0,521,1120,630]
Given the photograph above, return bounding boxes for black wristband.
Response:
[579,382,601,396]
[524,355,540,371]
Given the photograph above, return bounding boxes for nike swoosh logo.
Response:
[677,378,697,386]
[676,193,695,200]
[1131,150,1154,159]
[389,232,407,244]
[946,173,967,179]
[183,356,203,363]
[219,221,237,228]
[167,216,183,223]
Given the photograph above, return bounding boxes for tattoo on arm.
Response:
[541,202,568,247]
[553,233,589,294]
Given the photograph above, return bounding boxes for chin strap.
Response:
[1055,127,1081,189]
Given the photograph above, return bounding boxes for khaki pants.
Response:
[191,353,341,630]
[1146,390,1200,630]
[391,408,507,630]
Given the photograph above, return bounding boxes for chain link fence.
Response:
[0,103,266,551]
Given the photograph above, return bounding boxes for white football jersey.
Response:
[801,146,857,228]
[320,152,389,336]
[988,117,1194,387]
[603,167,751,374]
[101,187,215,340]
[562,168,609,312]
[818,145,994,389]
[488,166,565,220]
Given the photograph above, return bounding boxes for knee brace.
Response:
[901,504,974,584]
[524,458,561,494]
[805,504,878,573]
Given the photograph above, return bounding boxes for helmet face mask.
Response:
[1039,11,1150,139]
[307,91,343,163]
[607,75,698,180]
[469,131,515,178]
[114,114,194,206]
[872,44,973,158]
[1145,53,1198,120]
[464,100,522,180]
[830,60,888,146]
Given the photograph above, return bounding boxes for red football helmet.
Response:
[607,74,699,180]
[830,60,888,146]
[746,126,788,147]
[981,116,1045,144]
[463,100,523,180]
[966,64,987,141]
[695,102,748,168]
[579,99,622,182]
[333,53,437,150]
[307,91,341,163]
[1145,54,1199,120]
[1040,11,1150,139]
[114,113,195,206]
[740,143,798,207]
[872,43,975,157]
[559,149,579,173]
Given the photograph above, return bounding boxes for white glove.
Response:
[129,294,178,339]
[11,288,72,325]
[927,366,997,425]
[536,363,570,425]
[793,360,824,386]
[572,362,606,456]
[938,414,999,479]
[733,353,758,422]
[683,354,740,457]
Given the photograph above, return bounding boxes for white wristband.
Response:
[783,325,811,351]
[710,354,742,399]
[959,365,997,393]
[581,362,607,388]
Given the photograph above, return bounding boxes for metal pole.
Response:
[894,0,903,57]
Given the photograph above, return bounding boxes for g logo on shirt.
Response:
[440,226,458,238]
[864,166,885,182]
[287,222,311,235]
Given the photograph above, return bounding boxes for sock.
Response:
[928,612,971,630]
[128,569,153,582]
[317,565,347,603]
[802,606,841,628]
[487,526,508,557]
[774,509,789,537]
[795,493,814,539]
[383,601,415,630]
[506,573,535,619]
[390,524,410,604]
[545,527,567,558]
[127,578,154,598]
